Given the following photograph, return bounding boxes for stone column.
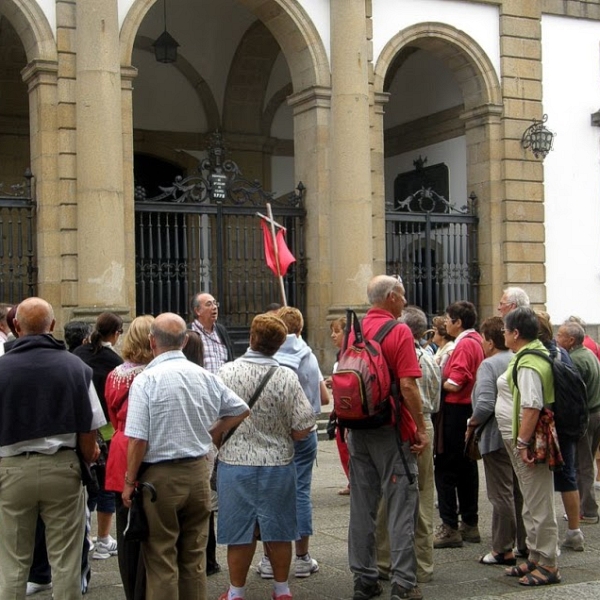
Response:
[75,0,129,315]
[499,0,546,308]
[329,0,373,310]
[22,60,60,308]
[288,86,332,367]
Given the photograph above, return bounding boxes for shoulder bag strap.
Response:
[220,366,278,447]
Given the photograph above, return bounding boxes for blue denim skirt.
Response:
[216,461,297,545]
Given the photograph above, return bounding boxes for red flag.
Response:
[260,220,296,276]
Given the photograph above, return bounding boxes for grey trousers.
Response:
[482,447,527,553]
[348,426,419,589]
[577,410,600,518]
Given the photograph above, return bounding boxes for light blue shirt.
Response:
[125,350,248,463]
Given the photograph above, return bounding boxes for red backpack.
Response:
[332,310,398,429]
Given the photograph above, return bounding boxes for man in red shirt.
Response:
[348,275,428,600]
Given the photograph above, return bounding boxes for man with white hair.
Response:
[497,287,530,317]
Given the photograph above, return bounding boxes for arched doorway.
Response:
[375,23,502,317]
[120,0,326,346]
[0,7,40,301]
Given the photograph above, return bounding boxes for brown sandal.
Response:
[505,560,536,577]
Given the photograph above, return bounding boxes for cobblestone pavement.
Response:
[28,438,600,600]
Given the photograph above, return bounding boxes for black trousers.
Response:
[434,402,479,530]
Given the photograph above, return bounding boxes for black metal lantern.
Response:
[153,0,179,63]
[521,114,555,159]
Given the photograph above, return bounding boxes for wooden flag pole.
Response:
[266,202,288,306]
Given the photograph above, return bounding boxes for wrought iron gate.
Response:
[134,134,306,350]
[0,169,37,302]
[386,182,479,319]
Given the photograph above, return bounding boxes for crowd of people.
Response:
[1,280,600,600]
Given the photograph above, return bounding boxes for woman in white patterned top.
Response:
[216,314,315,600]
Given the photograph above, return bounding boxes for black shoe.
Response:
[207,563,221,576]
[353,579,383,600]
[390,583,423,600]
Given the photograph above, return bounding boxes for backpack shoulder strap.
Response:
[372,319,400,345]
[511,349,552,391]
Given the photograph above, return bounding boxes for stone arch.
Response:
[373,22,504,316]
[261,82,293,137]
[374,22,501,110]
[0,0,56,62]
[120,0,329,91]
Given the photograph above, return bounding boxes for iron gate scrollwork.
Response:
[134,133,306,351]
[0,169,37,302]
[385,160,479,319]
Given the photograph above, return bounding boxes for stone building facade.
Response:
[1,0,600,363]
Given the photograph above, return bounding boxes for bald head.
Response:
[15,297,55,336]
[150,312,188,353]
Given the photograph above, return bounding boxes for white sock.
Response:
[273,580,290,597]
[97,536,109,544]
[567,528,581,535]
[228,585,245,599]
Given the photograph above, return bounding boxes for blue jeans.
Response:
[294,430,318,538]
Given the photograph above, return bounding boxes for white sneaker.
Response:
[92,535,118,559]
[561,530,585,552]
[26,582,52,596]
[295,554,319,578]
[256,555,274,579]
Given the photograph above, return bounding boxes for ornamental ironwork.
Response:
[136,131,304,208]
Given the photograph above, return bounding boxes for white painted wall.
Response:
[543,15,600,324]
[372,0,500,82]
[384,137,467,209]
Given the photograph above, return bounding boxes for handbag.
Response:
[123,481,158,542]
[464,426,482,461]
[463,413,494,462]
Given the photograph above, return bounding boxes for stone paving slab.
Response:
[27,439,600,599]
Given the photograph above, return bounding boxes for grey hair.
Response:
[367,275,403,305]
[567,315,586,330]
[503,287,530,308]
[561,320,585,345]
[400,306,428,340]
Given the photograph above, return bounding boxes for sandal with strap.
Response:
[505,560,537,577]
[519,565,561,586]
[479,552,516,566]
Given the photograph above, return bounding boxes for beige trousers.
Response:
[0,450,85,600]
[504,439,558,567]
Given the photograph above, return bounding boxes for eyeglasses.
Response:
[117,329,123,334]
[204,300,220,308]
[498,301,513,307]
